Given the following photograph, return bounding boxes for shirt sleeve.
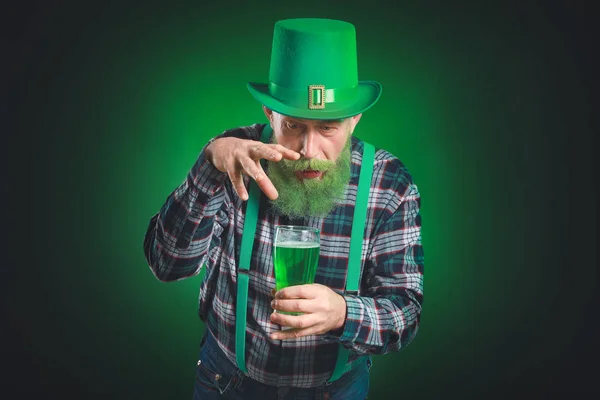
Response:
[142,125,260,282]
[328,158,425,356]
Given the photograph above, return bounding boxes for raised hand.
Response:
[205,137,300,200]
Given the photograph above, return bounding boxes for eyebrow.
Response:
[288,118,344,124]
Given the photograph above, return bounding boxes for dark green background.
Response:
[6,0,595,398]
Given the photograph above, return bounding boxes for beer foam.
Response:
[275,241,320,248]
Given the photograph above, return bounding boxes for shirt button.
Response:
[215,374,221,381]
[197,360,201,366]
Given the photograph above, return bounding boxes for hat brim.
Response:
[247,81,382,120]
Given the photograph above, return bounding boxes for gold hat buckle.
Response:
[308,85,326,109]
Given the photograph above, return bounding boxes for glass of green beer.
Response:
[273,225,320,316]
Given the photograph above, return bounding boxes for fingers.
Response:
[249,144,300,162]
[269,313,323,340]
[238,158,279,201]
[274,284,320,300]
[228,168,277,202]
[270,311,319,331]
[266,144,301,161]
[227,168,248,201]
[227,157,278,201]
[249,145,280,162]
[271,298,317,314]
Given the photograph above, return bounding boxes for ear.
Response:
[262,106,273,122]
[349,113,363,133]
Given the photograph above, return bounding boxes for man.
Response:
[143,18,424,399]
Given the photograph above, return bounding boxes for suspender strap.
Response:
[235,124,272,373]
[327,141,375,383]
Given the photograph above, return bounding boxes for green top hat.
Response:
[247,18,382,120]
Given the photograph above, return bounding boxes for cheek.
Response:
[273,135,297,150]
[324,138,349,160]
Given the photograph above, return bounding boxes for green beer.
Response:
[273,241,320,291]
[273,225,321,318]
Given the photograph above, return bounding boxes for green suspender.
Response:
[327,141,374,383]
[235,124,273,373]
[235,124,375,383]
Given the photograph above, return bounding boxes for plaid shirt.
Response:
[143,123,424,388]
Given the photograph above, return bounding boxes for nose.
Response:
[299,131,318,159]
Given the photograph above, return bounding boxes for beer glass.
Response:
[273,225,320,316]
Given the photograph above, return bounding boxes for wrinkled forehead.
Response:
[277,113,346,125]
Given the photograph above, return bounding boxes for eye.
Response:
[285,122,299,130]
[320,126,337,134]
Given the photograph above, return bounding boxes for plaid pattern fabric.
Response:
[143,123,424,388]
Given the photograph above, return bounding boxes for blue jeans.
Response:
[192,331,372,399]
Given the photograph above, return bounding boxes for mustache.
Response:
[277,158,336,172]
